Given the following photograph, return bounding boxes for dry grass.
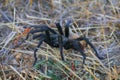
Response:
[0,0,120,80]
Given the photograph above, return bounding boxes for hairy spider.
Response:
[25,22,104,66]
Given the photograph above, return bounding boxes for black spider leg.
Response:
[55,23,65,61]
[64,23,69,38]
[29,25,57,34]
[25,25,57,40]
[58,35,65,61]
[71,41,86,66]
[64,20,72,38]
[32,32,52,66]
[75,37,104,59]
[33,34,45,65]
[25,25,57,65]
[55,23,64,35]
[79,49,86,66]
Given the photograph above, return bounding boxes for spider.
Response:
[25,21,104,66]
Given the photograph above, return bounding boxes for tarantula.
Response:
[25,21,103,66]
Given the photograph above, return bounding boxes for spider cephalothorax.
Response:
[25,21,104,66]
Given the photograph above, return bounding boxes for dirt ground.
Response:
[0,0,120,80]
